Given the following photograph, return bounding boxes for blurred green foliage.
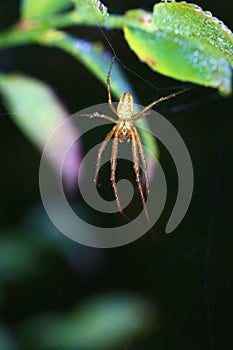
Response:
[0,209,156,349]
[21,0,72,20]
[19,294,155,349]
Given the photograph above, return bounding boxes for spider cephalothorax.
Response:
[79,58,187,226]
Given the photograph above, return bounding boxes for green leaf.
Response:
[153,2,233,65]
[0,74,80,190]
[21,0,73,20]
[124,2,233,95]
[19,294,155,349]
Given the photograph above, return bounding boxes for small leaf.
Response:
[72,0,108,22]
[0,74,80,191]
[124,2,233,95]
[21,0,72,20]
[19,294,156,349]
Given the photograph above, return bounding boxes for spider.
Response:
[79,58,187,226]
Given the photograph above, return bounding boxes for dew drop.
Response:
[204,10,212,17]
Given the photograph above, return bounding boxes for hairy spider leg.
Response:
[110,127,127,217]
[133,126,149,198]
[132,89,189,121]
[107,57,118,115]
[94,125,116,184]
[131,129,152,227]
[94,124,130,222]
[78,112,116,123]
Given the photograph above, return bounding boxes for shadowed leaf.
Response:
[19,294,156,349]
[0,74,81,191]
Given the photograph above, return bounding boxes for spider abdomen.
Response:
[117,92,134,119]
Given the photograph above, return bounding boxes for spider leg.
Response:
[94,125,116,184]
[131,128,152,227]
[132,88,190,121]
[132,126,149,198]
[110,127,127,217]
[107,57,118,116]
[78,113,116,123]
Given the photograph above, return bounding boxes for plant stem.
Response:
[0,10,142,51]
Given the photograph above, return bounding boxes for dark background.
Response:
[0,1,232,349]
